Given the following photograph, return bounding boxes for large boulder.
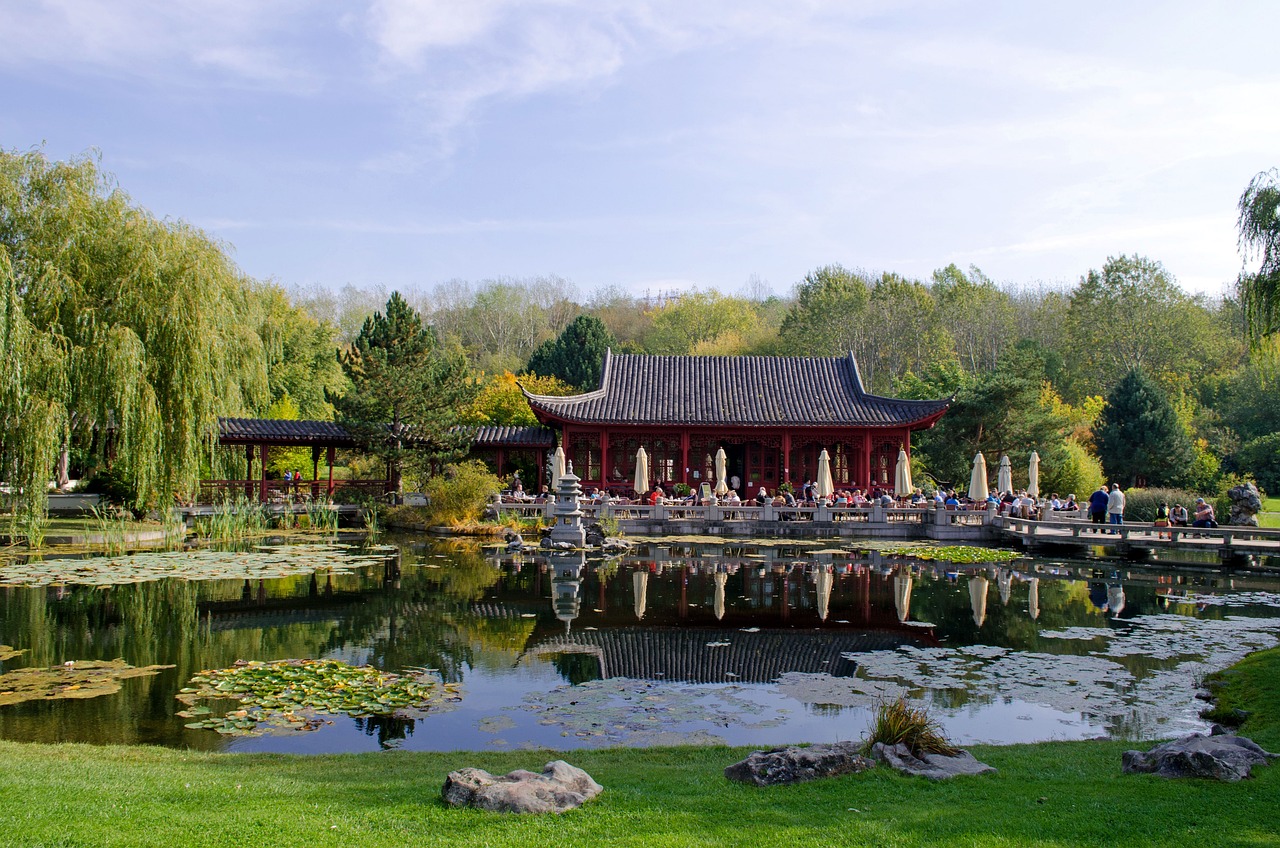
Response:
[442,760,602,814]
[1228,482,1263,527]
[870,742,996,780]
[724,742,875,786]
[1122,733,1276,781]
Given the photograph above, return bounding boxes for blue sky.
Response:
[3,1,1278,300]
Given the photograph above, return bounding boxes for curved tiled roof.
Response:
[218,417,355,446]
[523,351,950,428]
[467,425,557,448]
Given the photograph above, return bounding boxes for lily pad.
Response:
[0,645,24,662]
[851,542,1020,563]
[177,658,462,736]
[0,659,174,706]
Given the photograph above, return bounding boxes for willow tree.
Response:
[1238,168,1280,343]
[0,149,272,522]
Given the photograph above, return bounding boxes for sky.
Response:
[3,0,1278,300]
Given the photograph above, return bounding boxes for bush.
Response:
[1041,438,1104,500]
[423,461,504,527]
[1123,487,1207,522]
[82,466,149,517]
[861,698,958,757]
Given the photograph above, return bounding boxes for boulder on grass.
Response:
[724,742,874,786]
[870,742,996,780]
[1122,733,1277,781]
[442,760,602,814]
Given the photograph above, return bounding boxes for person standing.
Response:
[1088,486,1109,529]
[1107,484,1126,528]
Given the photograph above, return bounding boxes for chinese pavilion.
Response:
[522,351,951,494]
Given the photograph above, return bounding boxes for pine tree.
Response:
[525,314,614,390]
[1095,369,1194,487]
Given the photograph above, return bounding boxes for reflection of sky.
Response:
[3,537,1280,753]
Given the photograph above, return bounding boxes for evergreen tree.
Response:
[333,293,477,493]
[1095,369,1194,487]
[525,314,614,390]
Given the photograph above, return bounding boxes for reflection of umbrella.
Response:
[714,571,727,620]
[969,575,989,627]
[1028,451,1040,498]
[1028,577,1040,620]
[551,445,566,490]
[815,566,833,622]
[998,568,1013,605]
[969,453,989,501]
[632,570,648,620]
[1107,584,1126,617]
[998,454,1013,495]
[816,449,835,498]
[633,447,649,495]
[894,448,913,498]
[714,447,729,496]
[894,572,913,622]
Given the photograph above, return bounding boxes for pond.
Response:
[1,535,1279,753]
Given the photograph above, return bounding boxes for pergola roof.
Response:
[523,351,950,429]
[467,425,557,448]
[218,417,356,447]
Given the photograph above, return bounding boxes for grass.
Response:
[2,650,1279,847]
[1259,497,1280,529]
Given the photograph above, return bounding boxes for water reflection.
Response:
[1,536,1278,752]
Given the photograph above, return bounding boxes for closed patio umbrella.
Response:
[816,449,835,498]
[714,570,728,620]
[998,568,1013,605]
[815,566,833,622]
[969,575,989,627]
[633,446,649,495]
[894,448,913,498]
[894,572,913,622]
[968,452,989,501]
[632,569,648,620]
[997,454,1013,495]
[714,447,729,496]
[1027,577,1040,620]
[1028,450,1040,498]
[551,445,565,491]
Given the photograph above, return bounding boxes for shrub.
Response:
[1234,433,1280,494]
[1123,487,1207,522]
[1042,438,1104,499]
[861,698,958,757]
[423,461,504,527]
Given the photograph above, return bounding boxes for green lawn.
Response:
[1260,497,1280,529]
[2,650,1279,847]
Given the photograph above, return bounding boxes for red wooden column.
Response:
[258,443,269,502]
[245,444,255,499]
[680,430,690,487]
[599,428,609,490]
[781,432,792,489]
[862,431,872,490]
[311,446,322,500]
[326,445,335,496]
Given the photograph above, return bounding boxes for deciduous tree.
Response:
[1237,168,1280,343]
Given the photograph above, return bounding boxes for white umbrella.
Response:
[714,571,728,620]
[1027,577,1040,620]
[1107,584,1126,617]
[968,453,989,501]
[816,449,835,498]
[997,454,1013,495]
[998,568,1013,605]
[632,570,648,620]
[894,448,913,498]
[551,445,565,490]
[815,566,833,622]
[714,447,729,496]
[1028,450,1040,498]
[893,572,913,622]
[969,575,989,627]
[633,446,649,495]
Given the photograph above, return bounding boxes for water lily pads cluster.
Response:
[852,543,1021,563]
[0,543,390,587]
[0,659,174,706]
[0,645,23,662]
[176,658,462,736]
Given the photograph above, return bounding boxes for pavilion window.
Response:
[569,432,601,482]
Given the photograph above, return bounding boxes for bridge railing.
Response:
[998,515,1280,548]
[495,500,986,527]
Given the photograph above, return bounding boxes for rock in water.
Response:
[442,761,602,814]
[724,742,874,786]
[870,743,997,780]
[1122,733,1277,781]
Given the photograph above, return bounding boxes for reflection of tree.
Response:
[353,715,416,749]
[549,652,602,685]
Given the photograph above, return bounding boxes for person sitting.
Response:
[944,492,960,509]
[755,487,769,506]
[1154,501,1171,539]
[1050,493,1062,510]
[647,486,664,506]
[1170,503,1189,526]
[724,490,741,505]
[1192,498,1217,528]
[783,490,797,506]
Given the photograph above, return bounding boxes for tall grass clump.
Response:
[305,499,339,533]
[89,504,129,555]
[423,461,504,527]
[861,698,959,757]
[197,496,268,542]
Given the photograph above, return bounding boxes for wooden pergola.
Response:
[213,418,382,502]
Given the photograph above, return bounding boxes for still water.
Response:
[1,535,1278,753]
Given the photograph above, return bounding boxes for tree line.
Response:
[3,148,1279,530]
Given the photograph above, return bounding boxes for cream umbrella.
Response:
[815,566,833,622]
[969,575,989,627]
[633,446,649,495]
[893,572,913,622]
[1107,584,1126,617]
[968,453,989,501]
[816,449,835,498]
[714,570,728,620]
[632,570,649,620]
[1027,577,1040,620]
[894,448,913,498]
[997,454,1013,495]
[1028,450,1041,498]
[551,445,566,491]
[997,568,1013,605]
[714,447,729,496]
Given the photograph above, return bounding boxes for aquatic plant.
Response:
[88,504,129,555]
[0,659,174,706]
[176,658,462,736]
[854,542,1019,563]
[861,698,958,757]
[305,498,339,533]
